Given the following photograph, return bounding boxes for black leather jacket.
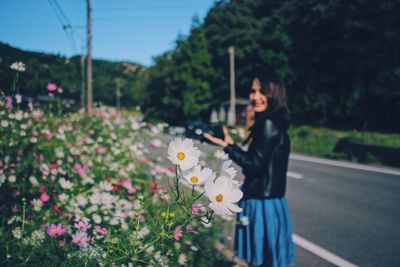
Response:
[224,114,290,199]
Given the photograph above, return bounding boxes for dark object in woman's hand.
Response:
[207,122,225,140]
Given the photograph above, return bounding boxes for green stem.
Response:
[175,166,180,199]
[12,72,19,95]
[21,197,26,234]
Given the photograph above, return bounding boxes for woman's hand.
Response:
[204,125,234,148]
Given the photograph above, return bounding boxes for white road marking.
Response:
[293,234,358,267]
[287,171,303,179]
[290,153,400,176]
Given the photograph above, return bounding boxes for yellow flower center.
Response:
[190,176,199,184]
[177,152,185,161]
[216,194,224,202]
[54,229,59,235]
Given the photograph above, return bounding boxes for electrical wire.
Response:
[94,6,209,11]
[93,16,191,21]
[48,0,84,54]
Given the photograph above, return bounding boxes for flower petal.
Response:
[209,202,232,216]
[224,188,243,203]
[224,202,243,213]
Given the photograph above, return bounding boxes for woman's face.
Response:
[249,78,268,113]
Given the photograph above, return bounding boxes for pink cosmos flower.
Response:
[122,180,136,194]
[47,223,68,237]
[173,225,183,241]
[50,162,58,169]
[41,129,53,139]
[5,96,12,109]
[74,220,91,232]
[32,110,44,122]
[11,205,18,213]
[88,129,95,135]
[52,204,71,219]
[59,239,66,247]
[95,226,108,236]
[74,164,88,177]
[47,83,57,91]
[191,203,200,216]
[95,147,106,154]
[39,186,46,194]
[12,189,20,197]
[151,165,169,175]
[72,232,90,247]
[40,193,50,204]
[57,87,63,93]
[185,225,197,234]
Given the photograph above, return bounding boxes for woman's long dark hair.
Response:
[243,75,290,145]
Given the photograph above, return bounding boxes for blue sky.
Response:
[0,0,216,66]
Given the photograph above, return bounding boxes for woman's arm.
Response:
[224,119,280,175]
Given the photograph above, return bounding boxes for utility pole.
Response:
[86,0,92,113]
[80,45,86,111]
[228,46,236,126]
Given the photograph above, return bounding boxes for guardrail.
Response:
[334,138,400,167]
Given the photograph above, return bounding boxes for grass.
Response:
[288,125,348,159]
[120,107,141,117]
[289,125,400,154]
[231,125,400,166]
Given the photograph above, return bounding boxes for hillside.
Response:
[0,42,146,106]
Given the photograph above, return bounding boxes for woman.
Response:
[204,76,295,267]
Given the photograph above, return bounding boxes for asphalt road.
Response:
[159,135,400,266]
[286,155,400,267]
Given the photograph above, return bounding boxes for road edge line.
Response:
[293,234,358,267]
[290,154,400,176]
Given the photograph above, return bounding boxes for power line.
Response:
[94,6,210,11]
[94,16,194,21]
[48,0,76,53]
[48,0,85,54]
[52,0,72,26]
[48,0,66,26]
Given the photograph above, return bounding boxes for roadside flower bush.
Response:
[0,62,242,266]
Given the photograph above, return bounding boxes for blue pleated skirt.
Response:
[235,198,296,267]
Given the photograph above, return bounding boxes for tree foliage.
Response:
[142,19,214,124]
[143,0,400,131]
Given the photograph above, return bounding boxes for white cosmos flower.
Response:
[10,61,26,72]
[184,165,215,186]
[15,94,22,104]
[178,253,188,266]
[59,178,73,190]
[92,214,102,224]
[214,150,228,160]
[240,216,249,226]
[167,138,200,171]
[220,160,241,187]
[205,176,243,217]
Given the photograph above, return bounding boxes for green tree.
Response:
[141,18,213,124]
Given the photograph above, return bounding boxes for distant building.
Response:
[211,98,254,126]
